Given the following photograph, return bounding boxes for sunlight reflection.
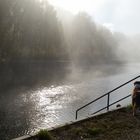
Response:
[29,85,77,129]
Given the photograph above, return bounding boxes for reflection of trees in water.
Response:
[0,61,70,90]
[0,0,69,90]
[0,1,124,93]
[0,1,123,79]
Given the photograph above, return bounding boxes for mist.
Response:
[55,7,140,80]
[55,9,125,80]
[1,1,140,139]
[0,0,139,87]
[116,34,140,63]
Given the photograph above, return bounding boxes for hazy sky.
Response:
[48,0,140,35]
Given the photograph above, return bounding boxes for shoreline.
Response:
[13,106,139,140]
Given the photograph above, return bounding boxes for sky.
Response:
[48,0,140,35]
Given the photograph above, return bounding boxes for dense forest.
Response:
[0,0,122,88]
[0,0,68,63]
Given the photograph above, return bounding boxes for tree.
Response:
[0,0,67,63]
[66,12,118,67]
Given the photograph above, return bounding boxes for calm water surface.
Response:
[0,63,140,139]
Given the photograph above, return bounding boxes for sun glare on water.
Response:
[48,0,103,14]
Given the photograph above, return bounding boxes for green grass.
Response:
[126,104,132,110]
[37,129,54,140]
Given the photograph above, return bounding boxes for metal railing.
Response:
[76,75,140,119]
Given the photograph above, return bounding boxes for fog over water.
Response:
[0,0,140,139]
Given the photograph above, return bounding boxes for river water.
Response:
[0,63,140,139]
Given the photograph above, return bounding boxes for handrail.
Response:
[76,75,140,119]
[91,94,131,115]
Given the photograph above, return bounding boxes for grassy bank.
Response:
[48,106,140,140]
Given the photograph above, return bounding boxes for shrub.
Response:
[126,104,132,110]
[37,129,53,140]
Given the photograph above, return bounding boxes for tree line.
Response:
[0,0,67,63]
[0,0,121,65]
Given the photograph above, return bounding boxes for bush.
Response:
[37,129,53,140]
[126,104,132,111]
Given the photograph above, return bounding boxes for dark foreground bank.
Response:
[50,106,140,140]
[13,106,140,140]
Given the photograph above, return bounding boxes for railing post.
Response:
[107,93,110,111]
[75,75,140,120]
